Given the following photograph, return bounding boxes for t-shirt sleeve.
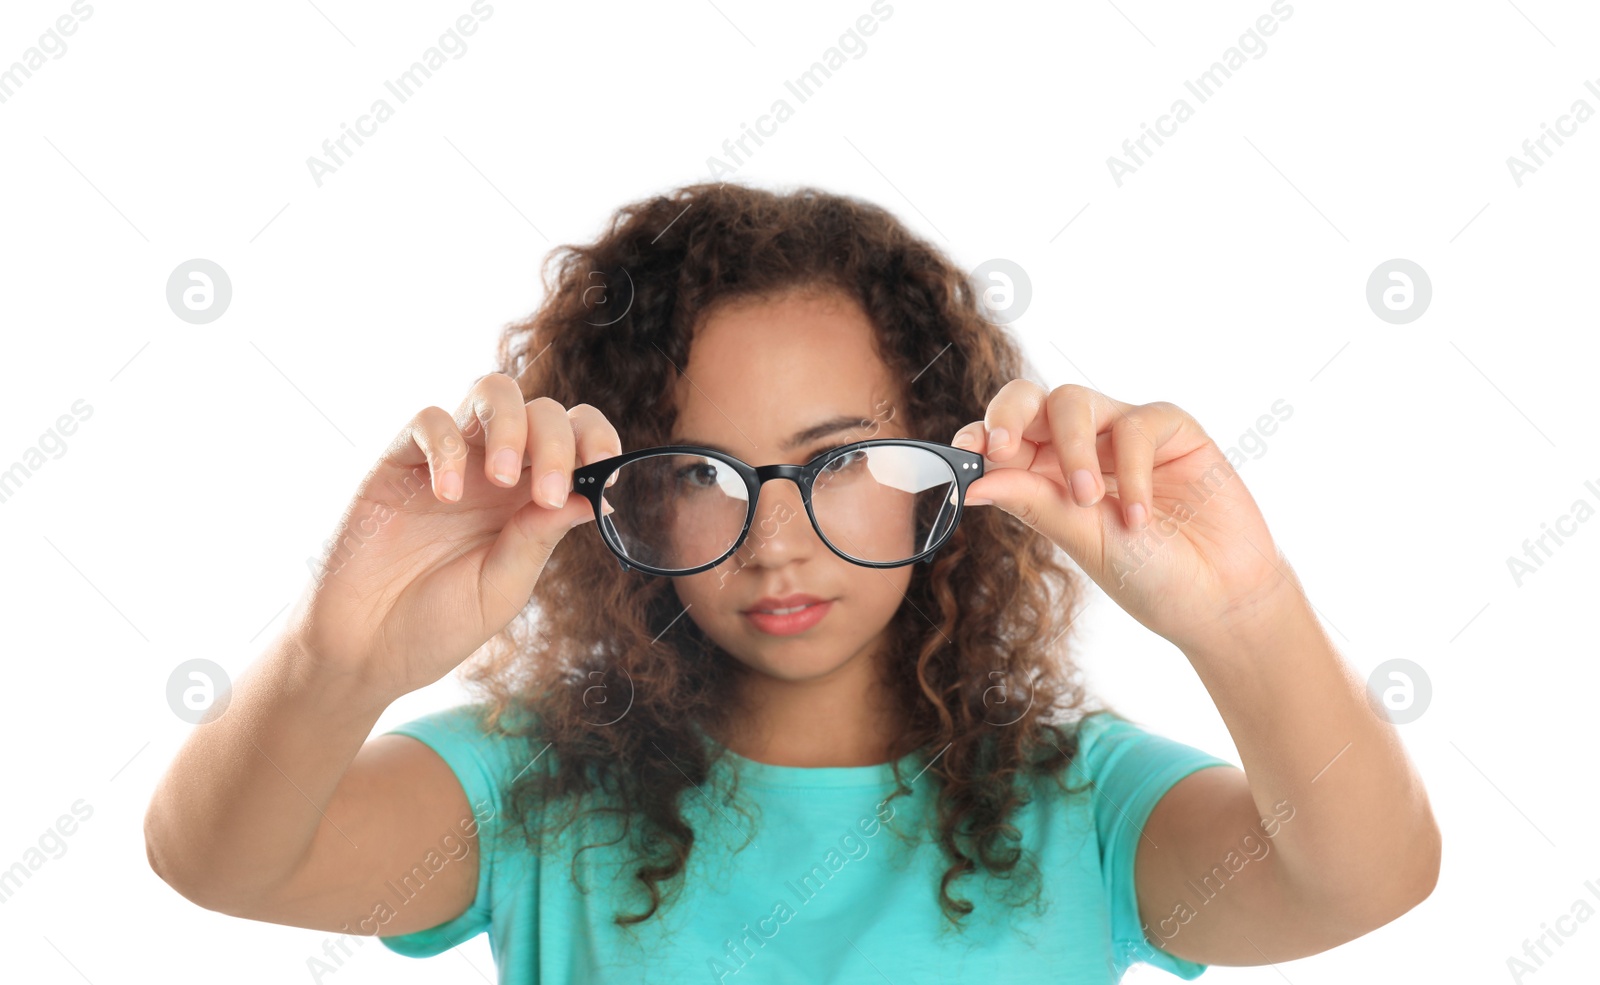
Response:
[1074,711,1236,980]
[376,703,520,958]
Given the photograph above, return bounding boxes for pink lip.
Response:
[743,599,833,636]
[744,593,827,613]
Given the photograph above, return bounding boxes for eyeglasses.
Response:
[570,438,985,576]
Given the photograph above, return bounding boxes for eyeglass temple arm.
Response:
[920,483,958,564]
[602,513,634,571]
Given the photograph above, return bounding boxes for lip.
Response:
[743,593,829,614]
[743,599,833,636]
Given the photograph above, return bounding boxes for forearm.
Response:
[143,631,393,909]
[1179,569,1441,927]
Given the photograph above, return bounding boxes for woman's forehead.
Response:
[673,292,904,448]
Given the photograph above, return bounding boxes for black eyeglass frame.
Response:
[570,437,985,576]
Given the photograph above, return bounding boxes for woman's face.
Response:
[668,287,913,685]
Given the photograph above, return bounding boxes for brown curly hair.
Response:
[461,179,1113,931]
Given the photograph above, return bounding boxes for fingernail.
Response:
[988,427,1009,453]
[440,471,462,502]
[1070,469,1096,505]
[493,449,520,485]
[1127,502,1147,529]
[539,471,568,509]
[953,431,977,449]
[966,497,993,507]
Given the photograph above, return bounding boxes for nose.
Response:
[732,477,816,569]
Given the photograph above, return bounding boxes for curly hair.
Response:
[461,179,1113,931]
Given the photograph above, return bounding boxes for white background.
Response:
[2,0,1597,982]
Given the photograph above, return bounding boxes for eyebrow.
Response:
[676,414,876,456]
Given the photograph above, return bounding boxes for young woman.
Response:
[144,181,1439,983]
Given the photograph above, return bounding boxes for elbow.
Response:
[143,799,292,921]
[143,799,225,914]
[143,797,171,886]
[1296,809,1442,944]
[1401,811,1443,912]
[1363,788,1444,929]
[143,801,196,904]
[1346,811,1443,935]
[1389,795,1442,917]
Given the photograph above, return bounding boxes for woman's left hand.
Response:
[952,381,1292,652]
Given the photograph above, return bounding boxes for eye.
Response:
[673,460,723,488]
[820,447,868,474]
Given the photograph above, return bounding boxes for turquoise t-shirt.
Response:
[376,703,1233,983]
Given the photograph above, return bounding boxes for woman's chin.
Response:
[729,647,855,684]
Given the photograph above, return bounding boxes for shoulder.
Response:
[1061,710,1234,979]
[1063,710,1234,831]
[1067,709,1230,792]
[379,702,550,837]
[375,702,541,957]
[1026,709,1232,844]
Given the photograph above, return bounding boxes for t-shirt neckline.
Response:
[692,721,923,789]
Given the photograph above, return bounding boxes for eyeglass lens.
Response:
[596,445,962,572]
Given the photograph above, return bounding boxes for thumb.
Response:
[956,445,1118,562]
[480,489,612,602]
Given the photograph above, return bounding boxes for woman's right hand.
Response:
[284,372,621,703]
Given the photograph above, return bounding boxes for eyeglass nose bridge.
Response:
[731,463,820,557]
[750,462,812,487]
[733,462,944,569]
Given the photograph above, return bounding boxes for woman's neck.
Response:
[713,653,905,768]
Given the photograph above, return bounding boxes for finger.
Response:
[956,420,1124,491]
[1038,385,1101,509]
[954,418,1041,473]
[455,372,531,489]
[980,379,1048,462]
[1092,430,1123,497]
[1109,402,1185,530]
[952,423,992,503]
[951,421,984,453]
[1108,411,1155,528]
[476,401,595,607]
[1042,385,1142,503]
[525,397,579,511]
[567,403,623,489]
[951,448,1126,565]
[383,406,470,503]
[957,396,1132,562]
